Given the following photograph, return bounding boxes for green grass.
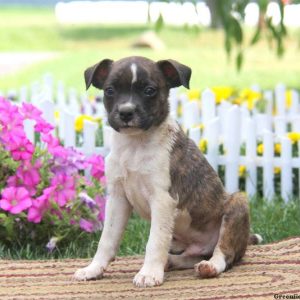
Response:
[1,6,300,92]
[0,198,299,260]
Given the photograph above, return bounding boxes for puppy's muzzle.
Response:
[118,103,137,123]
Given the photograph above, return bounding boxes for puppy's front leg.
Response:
[133,192,177,287]
[74,183,132,281]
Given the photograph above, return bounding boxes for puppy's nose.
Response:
[118,103,136,122]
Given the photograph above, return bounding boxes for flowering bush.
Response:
[0,97,106,252]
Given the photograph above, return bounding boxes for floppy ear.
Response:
[84,59,114,90]
[156,59,191,89]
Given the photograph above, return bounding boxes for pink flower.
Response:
[50,174,76,207]
[28,197,49,223]
[42,134,68,159]
[79,218,94,232]
[34,121,54,134]
[17,160,41,186]
[87,154,105,180]
[95,195,106,222]
[21,102,42,121]
[9,139,34,161]
[0,187,32,214]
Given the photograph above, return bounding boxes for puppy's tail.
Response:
[248,233,263,245]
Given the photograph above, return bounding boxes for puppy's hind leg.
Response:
[166,254,206,271]
[195,192,250,278]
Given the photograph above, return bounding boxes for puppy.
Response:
[74,56,261,287]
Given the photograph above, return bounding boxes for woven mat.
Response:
[1,237,300,300]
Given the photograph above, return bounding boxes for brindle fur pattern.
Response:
[169,125,226,230]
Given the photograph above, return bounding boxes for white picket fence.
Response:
[2,74,300,202]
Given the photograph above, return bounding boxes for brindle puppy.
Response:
[74,56,262,287]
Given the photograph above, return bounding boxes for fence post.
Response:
[245,118,257,198]
[201,89,216,127]
[63,111,76,147]
[224,105,240,193]
[274,116,287,135]
[263,90,273,116]
[254,113,272,138]
[83,120,97,156]
[275,83,286,116]
[23,119,35,143]
[262,130,274,200]
[103,125,113,150]
[182,100,200,131]
[189,127,201,145]
[280,136,292,202]
[206,117,219,171]
[39,100,55,126]
[288,90,299,117]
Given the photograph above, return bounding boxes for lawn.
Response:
[1,6,300,91]
[0,6,300,260]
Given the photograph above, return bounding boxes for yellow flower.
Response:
[274,143,281,155]
[257,143,264,155]
[199,139,208,153]
[285,90,292,109]
[187,89,201,101]
[239,165,246,177]
[239,88,262,101]
[287,132,300,144]
[212,87,234,104]
[192,123,205,131]
[274,167,281,174]
[75,115,99,132]
[54,110,60,121]
[233,97,242,105]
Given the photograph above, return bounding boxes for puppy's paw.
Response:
[73,264,104,281]
[194,260,218,278]
[133,269,164,288]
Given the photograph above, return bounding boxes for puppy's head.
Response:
[84,56,191,134]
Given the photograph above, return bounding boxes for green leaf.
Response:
[155,13,164,33]
[230,16,243,45]
[250,27,261,46]
[225,35,232,57]
[236,50,243,71]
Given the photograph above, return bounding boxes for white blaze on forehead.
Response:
[130,63,137,84]
[119,102,136,110]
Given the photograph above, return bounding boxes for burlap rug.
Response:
[1,237,299,300]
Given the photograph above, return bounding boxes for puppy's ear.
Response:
[84,59,114,90]
[157,59,191,89]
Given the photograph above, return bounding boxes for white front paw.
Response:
[73,264,104,281]
[133,268,164,288]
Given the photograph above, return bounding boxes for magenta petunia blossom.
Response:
[9,139,35,161]
[79,218,94,232]
[34,121,54,134]
[21,102,42,121]
[17,160,41,186]
[95,195,106,222]
[50,174,76,207]
[0,187,32,214]
[87,154,105,180]
[27,194,50,223]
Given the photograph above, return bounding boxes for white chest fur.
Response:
[105,118,178,219]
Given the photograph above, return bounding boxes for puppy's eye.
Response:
[104,87,115,97]
[144,86,157,97]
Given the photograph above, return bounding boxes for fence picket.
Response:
[245,118,257,197]
[206,117,219,171]
[280,137,292,202]
[262,130,274,199]
[224,106,240,193]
